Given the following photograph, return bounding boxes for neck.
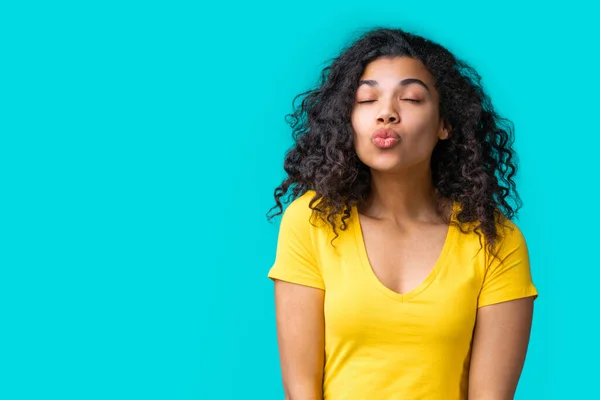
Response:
[360,164,446,224]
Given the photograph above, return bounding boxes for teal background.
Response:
[1,0,598,398]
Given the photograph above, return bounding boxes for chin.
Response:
[363,157,404,173]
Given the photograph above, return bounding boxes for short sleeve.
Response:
[267,193,325,290]
[477,220,538,308]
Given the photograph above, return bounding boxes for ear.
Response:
[438,121,451,140]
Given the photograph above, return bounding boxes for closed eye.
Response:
[357,99,421,104]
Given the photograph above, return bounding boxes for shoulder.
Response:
[482,214,530,270]
[280,190,333,234]
[494,215,527,251]
[454,204,526,249]
[281,190,318,223]
[280,191,340,240]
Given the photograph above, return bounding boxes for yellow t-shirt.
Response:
[268,191,538,400]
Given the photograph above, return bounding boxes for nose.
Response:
[376,101,399,124]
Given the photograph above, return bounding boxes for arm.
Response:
[468,297,535,400]
[274,280,325,399]
[274,279,325,400]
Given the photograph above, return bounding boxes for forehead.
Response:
[359,57,434,85]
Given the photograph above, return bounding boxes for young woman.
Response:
[267,27,538,400]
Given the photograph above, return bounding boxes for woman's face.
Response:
[351,56,449,173]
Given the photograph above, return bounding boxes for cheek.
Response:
[404,104,437,127]
[404,109,442,143]
[403,127,440,153]
[351,110,372,140]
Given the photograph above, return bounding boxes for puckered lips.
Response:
[371,128,401,149]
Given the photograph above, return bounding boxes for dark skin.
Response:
[351,56,452,296]
[274,57,534,400]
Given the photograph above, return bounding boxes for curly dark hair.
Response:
[267,27,522,254]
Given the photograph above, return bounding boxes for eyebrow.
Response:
[358,78,430,92]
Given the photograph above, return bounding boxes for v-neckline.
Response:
[352,201,460,302]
